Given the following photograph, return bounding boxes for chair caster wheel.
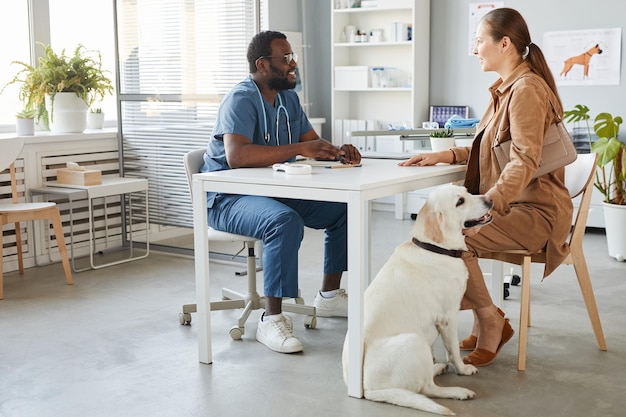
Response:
[511,274,521,286]
[229,326,244,340]
[410,213,417,220]
[503,282,510,299]
[179,312,192,325]
[304,315,317,329]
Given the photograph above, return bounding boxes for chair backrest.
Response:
[566,153,598,246]
[183,148,208,203]
[564,153,597,199]
[1,137,26,205]
[0,137,25,173]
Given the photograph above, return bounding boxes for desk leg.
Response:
[193,179,212,364]
[346,192,368,398]
[89,197,96,269]
[490,260,505,303]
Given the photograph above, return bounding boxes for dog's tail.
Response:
[364,388,455,415]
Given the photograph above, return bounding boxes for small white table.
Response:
[191,159,466,398]
[37,177,150,270]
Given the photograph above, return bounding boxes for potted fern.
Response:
[564,104,625,261]
[2,42,113,133]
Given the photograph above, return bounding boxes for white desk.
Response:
[191,159,466,398]
[41,177,150,270]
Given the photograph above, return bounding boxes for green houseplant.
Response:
[2,42,113,131]
[429,128,456,152]
[564,104,625,261]
[563,105,625,205]
[15,106,36,136]
[86,107,105,130]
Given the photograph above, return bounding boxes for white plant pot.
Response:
[45,92,88,133]
[86,112,105,129]
[602,202,626,262]
[429,137,456,152]
[16,117,35,136]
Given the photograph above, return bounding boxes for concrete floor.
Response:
[1,210,625,417]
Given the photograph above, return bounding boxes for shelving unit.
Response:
[331,0,430,156]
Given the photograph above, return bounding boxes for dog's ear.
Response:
[422,204,444,244]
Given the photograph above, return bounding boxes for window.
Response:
[0,0,117,130]
[0,3,32,127]
[116,0,259,228]
[49,0,117,122]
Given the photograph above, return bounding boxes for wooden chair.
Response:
[484,153,607,370]
[0,137,73,299]
[179,148,316,339]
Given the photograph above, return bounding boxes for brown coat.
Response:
[451,62,573,277]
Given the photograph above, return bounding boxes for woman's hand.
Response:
[398,150,453,167]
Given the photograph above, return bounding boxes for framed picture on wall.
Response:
[429,105,469,128]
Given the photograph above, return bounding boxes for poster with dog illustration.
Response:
[543,28,621,86]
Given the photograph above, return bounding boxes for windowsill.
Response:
[0,127,119,143]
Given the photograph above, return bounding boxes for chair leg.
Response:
[571,251,607,351]
[14,221,24,274]
[0,236,3,300]
[180,239,317,334]
[517,255,532,371]
[49,208,73,285]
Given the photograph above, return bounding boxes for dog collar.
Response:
[411,237,465,258]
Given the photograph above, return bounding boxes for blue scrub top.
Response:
[201,76,313,206]
[203,76,313,171]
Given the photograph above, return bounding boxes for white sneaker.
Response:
[256,313,303,353]
[314,289,348,317]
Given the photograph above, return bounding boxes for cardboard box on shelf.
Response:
[56,168,102,186]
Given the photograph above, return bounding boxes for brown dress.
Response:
[450,61,573,309]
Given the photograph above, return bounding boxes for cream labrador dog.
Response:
[342,184,493,415]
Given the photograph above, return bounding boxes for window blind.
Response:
[115,0,258,228]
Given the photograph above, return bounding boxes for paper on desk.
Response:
[294,158,356,168]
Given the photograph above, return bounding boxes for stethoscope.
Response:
[253,80,292,145]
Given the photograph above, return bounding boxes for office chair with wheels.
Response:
[484,153,607,370]
[0,137,73,299]
[180,148,316,340]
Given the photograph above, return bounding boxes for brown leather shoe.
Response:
[459,335,477,351]
[463,319,514,367]
[459,308,507,351]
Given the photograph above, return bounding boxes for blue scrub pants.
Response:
[206,194,348,298]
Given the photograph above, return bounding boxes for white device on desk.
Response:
[272,163,312,175]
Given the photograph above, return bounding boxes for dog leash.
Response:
[411,237,465,258]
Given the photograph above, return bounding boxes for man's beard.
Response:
[267,63,296,91]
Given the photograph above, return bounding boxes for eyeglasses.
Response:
[258,52,298,65]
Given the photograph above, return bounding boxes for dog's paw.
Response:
[456,363,478,376]
[433,362,448,376]
[453,387,476,401]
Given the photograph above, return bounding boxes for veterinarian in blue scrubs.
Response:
[399,8,573,367]
[202,31,361,354]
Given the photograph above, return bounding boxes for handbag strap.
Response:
[494,74,562,144]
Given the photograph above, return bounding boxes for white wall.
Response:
[429,0,626,119]
[283,0,626,139]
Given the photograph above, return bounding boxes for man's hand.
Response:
[300,139,346,161]
[300,139,361,163]
[338,144,361,165]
